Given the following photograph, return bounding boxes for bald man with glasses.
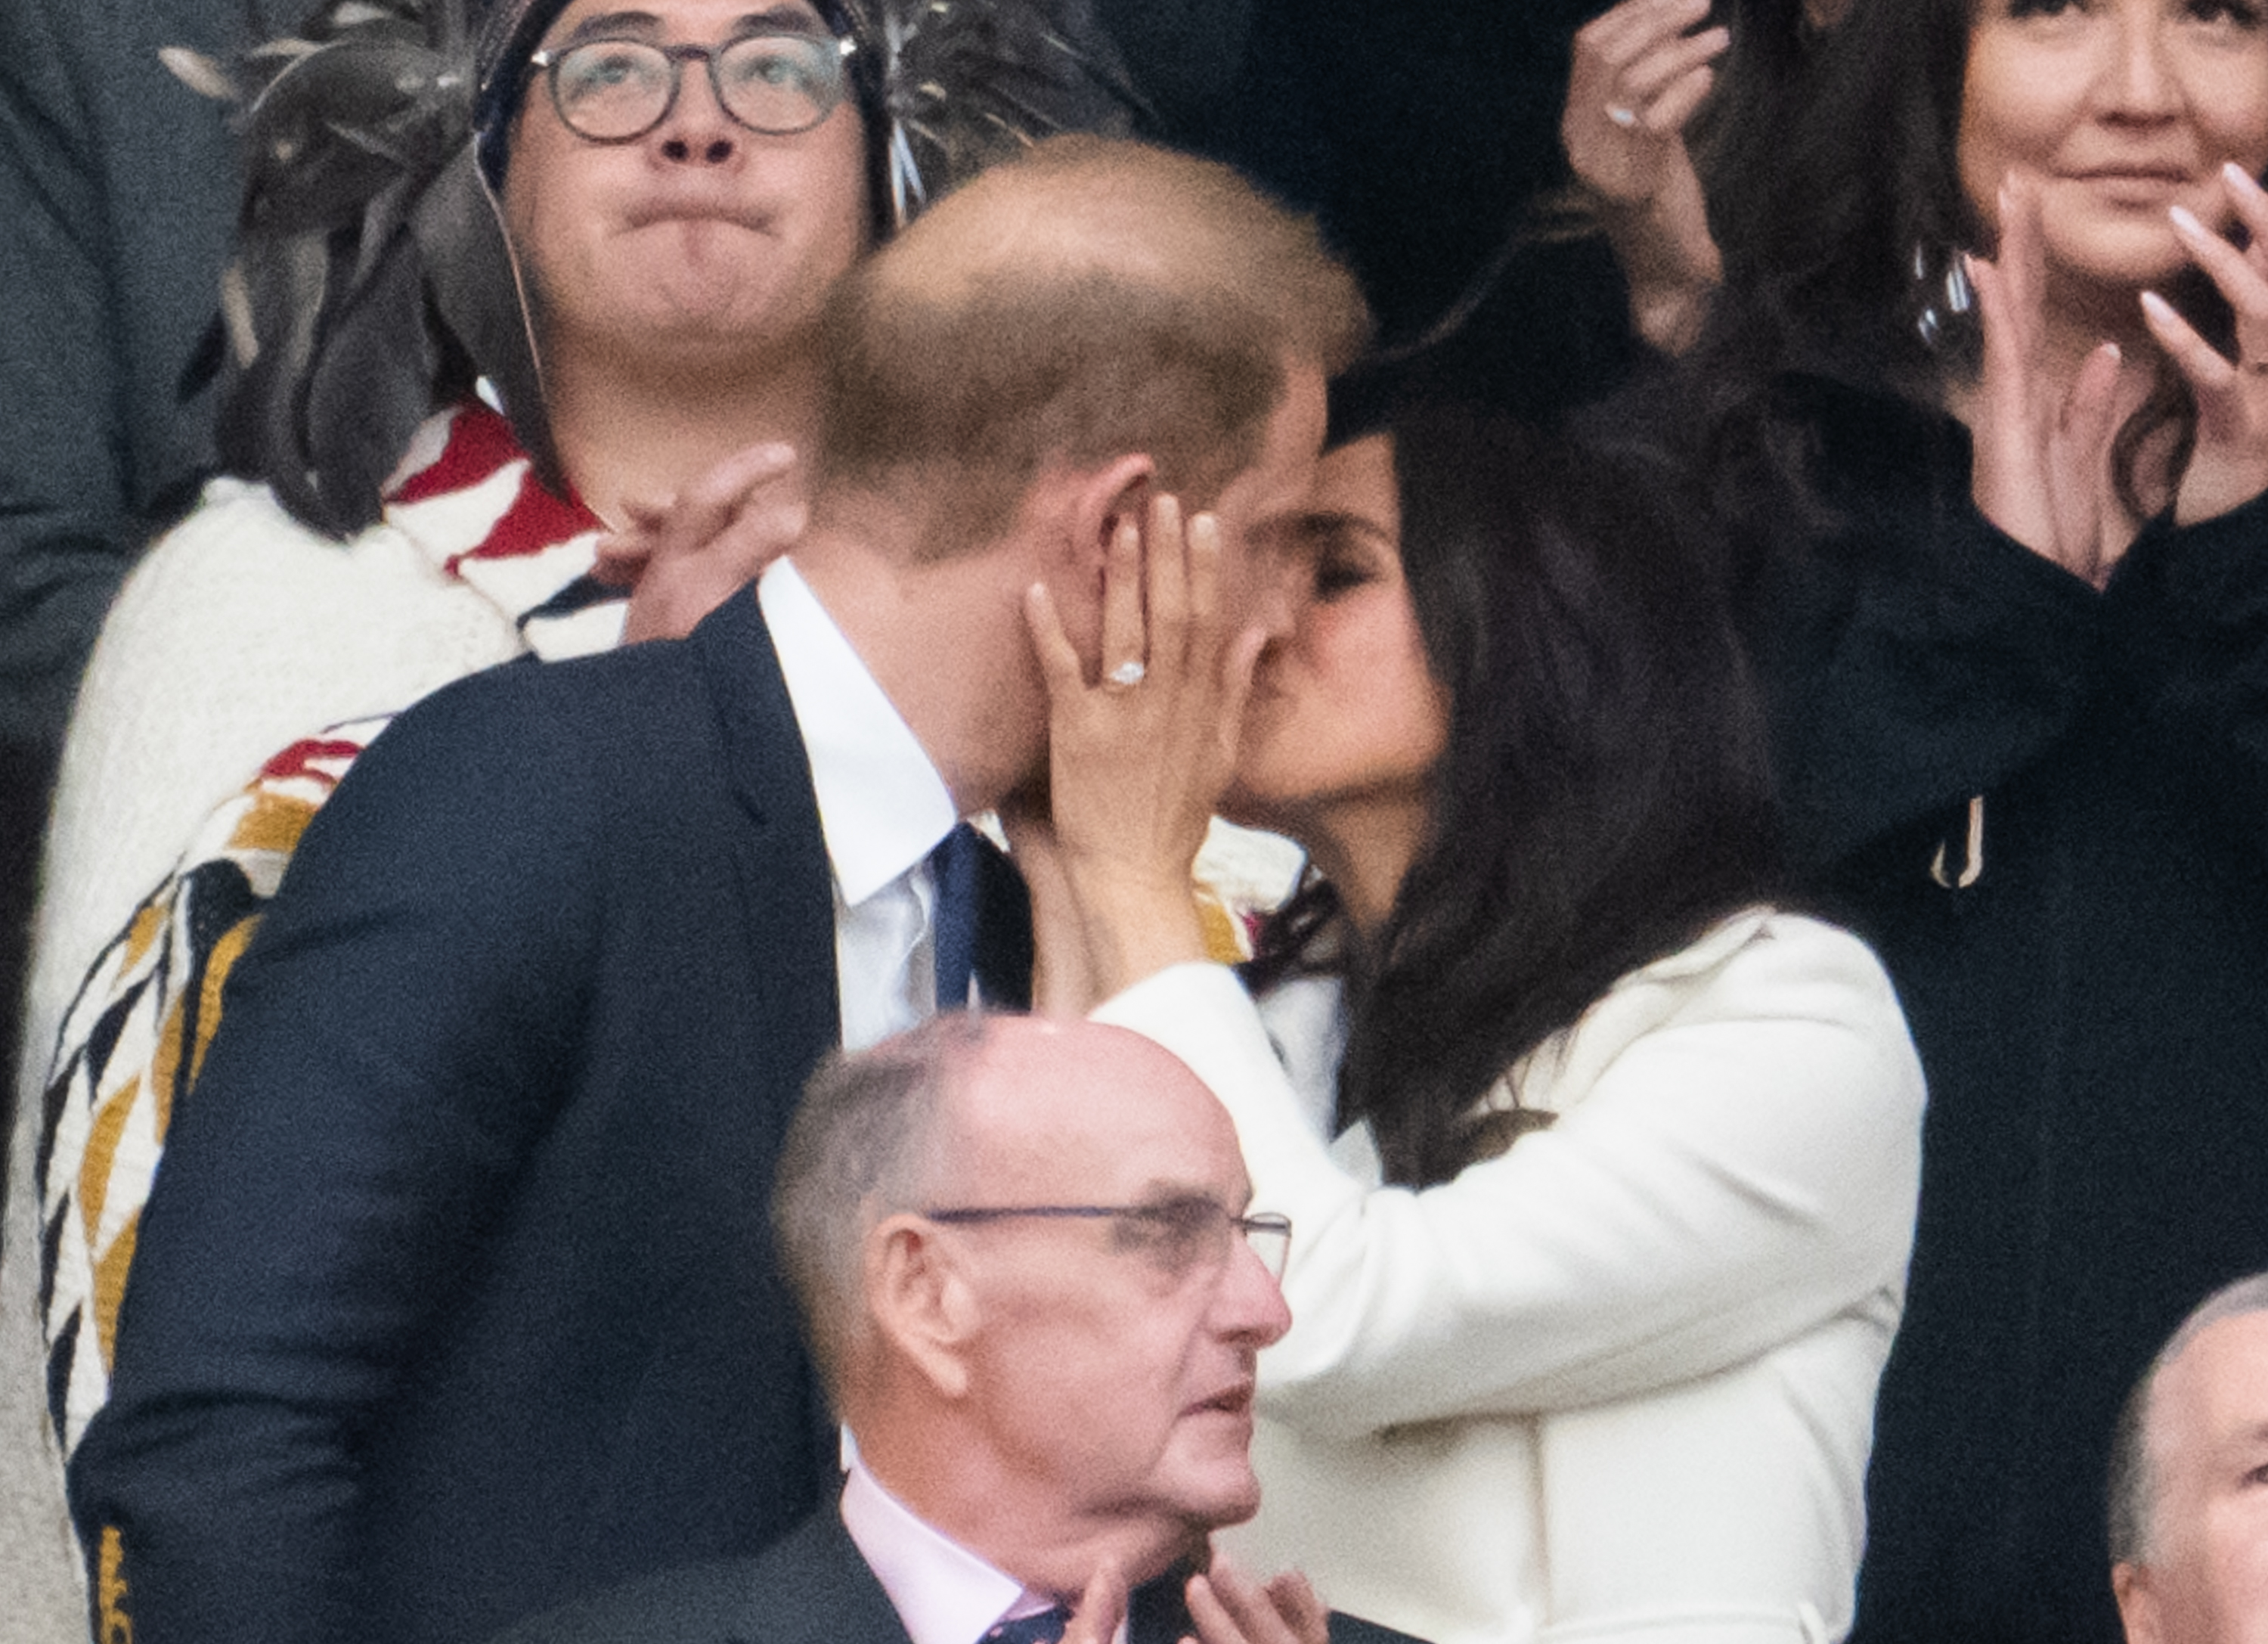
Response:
[496,1013,1421,1644]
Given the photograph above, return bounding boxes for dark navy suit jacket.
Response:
[67,592,1030,1644]
[488,1501,1430,1644]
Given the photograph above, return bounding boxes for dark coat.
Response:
[67,592,1029,1644]
[1742,377,2268,1644]
[487,1502,1430,1644]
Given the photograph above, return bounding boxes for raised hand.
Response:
[1018,492,1266,1004]
[2151,160,2268,527]
[594,441,804,642]
[1560,0,1729,349]
[1965,175,2126,587]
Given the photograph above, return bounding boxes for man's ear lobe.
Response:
[2112,1560,2161,1644]
[1072,453,1159,566]
[866,1216,975,1401]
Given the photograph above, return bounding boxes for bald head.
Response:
[807,134,1369,557]
[770,1013,1252,1397]
[2111,1277,2268,1644]
[773,1011,1292,1592]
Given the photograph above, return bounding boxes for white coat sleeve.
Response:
[1092,914,1923,1441]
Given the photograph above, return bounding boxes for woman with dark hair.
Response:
[1660,3,2268,1641]
[1009,394,1924,1644]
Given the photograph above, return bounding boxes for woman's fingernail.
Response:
[2170,204,2208,238]
[2141,290,2177,324]
[2226,160,2260,192]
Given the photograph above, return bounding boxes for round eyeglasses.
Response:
[922,1197,1294,1283]
[528,33,855,143]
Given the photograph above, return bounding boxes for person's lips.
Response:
[1185,1381,1256,1420]
[624,196,773,232]
[2063,163,2195,202]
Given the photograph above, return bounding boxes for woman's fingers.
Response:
[1620,24,1730,113]
[1563,0,1718,203]
[1578,0,1711,71]
[2223,160,2268,278]
[1966,178,2111,575]
[1641,60,1719,138]
[2050,341,2124,585]
[1100,513,1146,687]
[1145,493,1191,684]
[2143,288,2238,396]
[2143,289,2268,526]
[2168,203,2268,349]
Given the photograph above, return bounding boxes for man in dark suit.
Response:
[496,1013,1420,1644]
[66,135,1368,1644]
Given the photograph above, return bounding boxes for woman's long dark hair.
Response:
[1251,395,1783,1189]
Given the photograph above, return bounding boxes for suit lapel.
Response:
[731,1507,912,1644]
[689,591,841,1056]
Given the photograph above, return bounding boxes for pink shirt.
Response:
[840,1456,1125,1644]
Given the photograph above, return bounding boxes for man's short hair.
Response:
[771,1014,988,1398]
[811,134,1371,556]
[2108,1272,2268,1564]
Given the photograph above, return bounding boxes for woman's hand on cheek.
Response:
[1966,174,2126,587]
[2151,162,2268,527]
[1019,493,1263,999]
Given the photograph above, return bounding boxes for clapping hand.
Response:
[1965,174,2127,586]
[2150,160,2268,526]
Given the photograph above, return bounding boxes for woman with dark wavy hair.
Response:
[1008,388,1923,1644]
[1659,3,2268,1641]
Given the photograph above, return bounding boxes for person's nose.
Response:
[2101,11,2179,124]
[1213,1230,1294,1350]
[1243,548,1302,650]
[655,52,740,166]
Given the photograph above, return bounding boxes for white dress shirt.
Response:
[841,1456,1113,1644]
[758,559,960,1050]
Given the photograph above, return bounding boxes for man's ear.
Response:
[864,1215,978,1401]
[2112,1560,2161,1644]
[1066,453,1159,571]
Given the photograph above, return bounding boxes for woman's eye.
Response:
[2004,0,2084,16]
[1315,555,1373,600]
[2187,0,2265,26]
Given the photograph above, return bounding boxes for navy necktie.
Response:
[931,821,983,1011]
[983,1607,1070,1644]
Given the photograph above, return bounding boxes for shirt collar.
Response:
[840,1456,1057,1644]
[758,557,958,905]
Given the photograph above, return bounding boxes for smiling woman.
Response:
[1960,0,2268,313]
[1668,1,2268,1640]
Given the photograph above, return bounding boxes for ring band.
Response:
[1104,660,1147,690]
[1606,104,1639,129]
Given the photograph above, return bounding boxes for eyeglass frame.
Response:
[919,1199,1294,1282]
[526,31,860,144]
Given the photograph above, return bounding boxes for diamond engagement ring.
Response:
[1606,104,1639,129]
[1104,660,1148,690]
